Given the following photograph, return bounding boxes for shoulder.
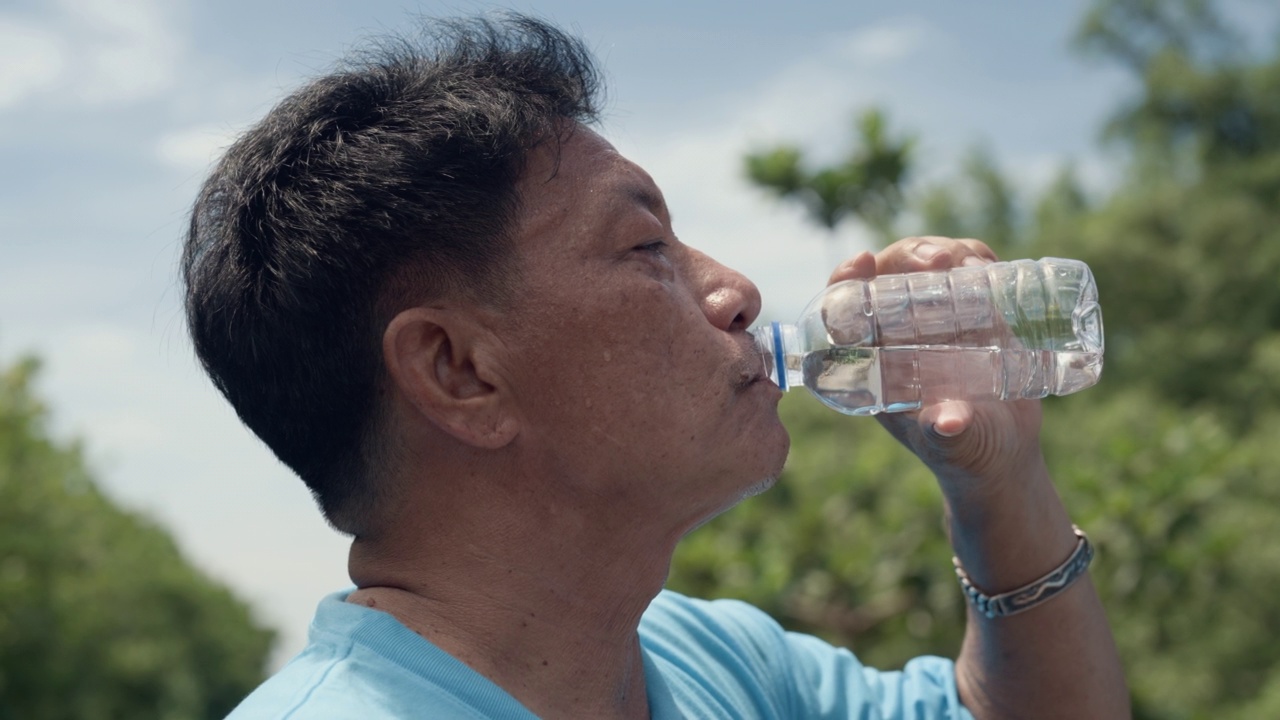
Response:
[224,630,410,719]
[224,592,525,720]
[639,590,797,716]
[641,589,790,664]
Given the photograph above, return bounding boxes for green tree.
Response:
[1042,392,1280,720]
[1042,8,1280,711]
[1044,0,1280,426]
[745,108,914,244]
[916,146,1026,258]
[0,355,274,719]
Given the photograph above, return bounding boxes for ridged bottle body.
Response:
[755,258,1104,415]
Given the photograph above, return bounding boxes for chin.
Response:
[739,473,778,500]
[764,420,791,472]
[735,432,788,500]
[684,474,779,537]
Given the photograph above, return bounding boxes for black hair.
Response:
[182,14,603,535]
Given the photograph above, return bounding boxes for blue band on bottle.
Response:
[771,321,787,391]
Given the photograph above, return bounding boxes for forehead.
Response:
[512,127,663,249]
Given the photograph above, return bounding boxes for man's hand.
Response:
[827,237,1044,499]
[828,237,1131,720]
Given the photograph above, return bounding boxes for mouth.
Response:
[735,372,766,391]
[732,353,772,392]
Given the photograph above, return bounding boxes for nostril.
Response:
[695,253,762,332]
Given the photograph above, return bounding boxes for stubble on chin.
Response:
[683,473,779,538]
[739,473,778,501]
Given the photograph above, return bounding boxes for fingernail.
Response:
[933,422,963,438]
[962,255,989,267]
[914,243,943,261]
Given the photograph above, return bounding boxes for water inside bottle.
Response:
[799,345,1103,416]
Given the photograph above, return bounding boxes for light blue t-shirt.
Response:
[227,590,974,719]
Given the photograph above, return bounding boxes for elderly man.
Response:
[185,14,1128,720]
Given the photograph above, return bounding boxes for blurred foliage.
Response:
[1044,392,1280,720]
[914,145,1027,260]
[677,0,1280,717]
[0,356,274,719]
[745,108,914,242]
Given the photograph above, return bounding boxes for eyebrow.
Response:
[623,183,673,222]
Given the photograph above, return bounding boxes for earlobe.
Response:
[382,307,518,449]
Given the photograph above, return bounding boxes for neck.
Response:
[347,470,683,720]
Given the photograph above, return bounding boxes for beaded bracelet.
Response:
[953,525,1094,619]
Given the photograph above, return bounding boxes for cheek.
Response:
[575,285,695,371]
[513,280,723,425]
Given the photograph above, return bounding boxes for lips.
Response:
[735,371,763,390]
[731,354,770,391]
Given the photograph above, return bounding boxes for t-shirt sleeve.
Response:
[699,597,975,720]
[783,630,975,720]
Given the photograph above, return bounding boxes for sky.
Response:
[2,0,1276,669]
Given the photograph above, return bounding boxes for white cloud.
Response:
[0,18,69,109]
[77,38,176,105]
[840,19,931,65]
[156,123,241,170]
[57,0,172,39]
[61,0,184,106]
[0,0,184,111]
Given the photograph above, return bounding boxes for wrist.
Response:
[938,451,1052,525]
[942,460,1079,594]
[954,525,1094,618]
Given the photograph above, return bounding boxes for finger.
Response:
[822,251,878,344]
[911,237,991,269]
[920,400,973,439]
[904,237,956,273]
[955,238,999,263]
[827,250,877,285]
[876,236,989,275]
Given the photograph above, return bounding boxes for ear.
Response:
[382,307,518,449]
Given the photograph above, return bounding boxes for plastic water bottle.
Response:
[753,258,1104,415]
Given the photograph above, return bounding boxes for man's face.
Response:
[492,126,789,534]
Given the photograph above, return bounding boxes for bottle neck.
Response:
[752,322,803,391]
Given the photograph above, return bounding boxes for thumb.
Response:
[915,401,1020,484]
[922,401,972,441]
[914,401,998,479]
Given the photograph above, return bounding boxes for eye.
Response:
[634,240,668,256]
[628,238,675,278]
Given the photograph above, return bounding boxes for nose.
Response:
[691,247,762,333]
